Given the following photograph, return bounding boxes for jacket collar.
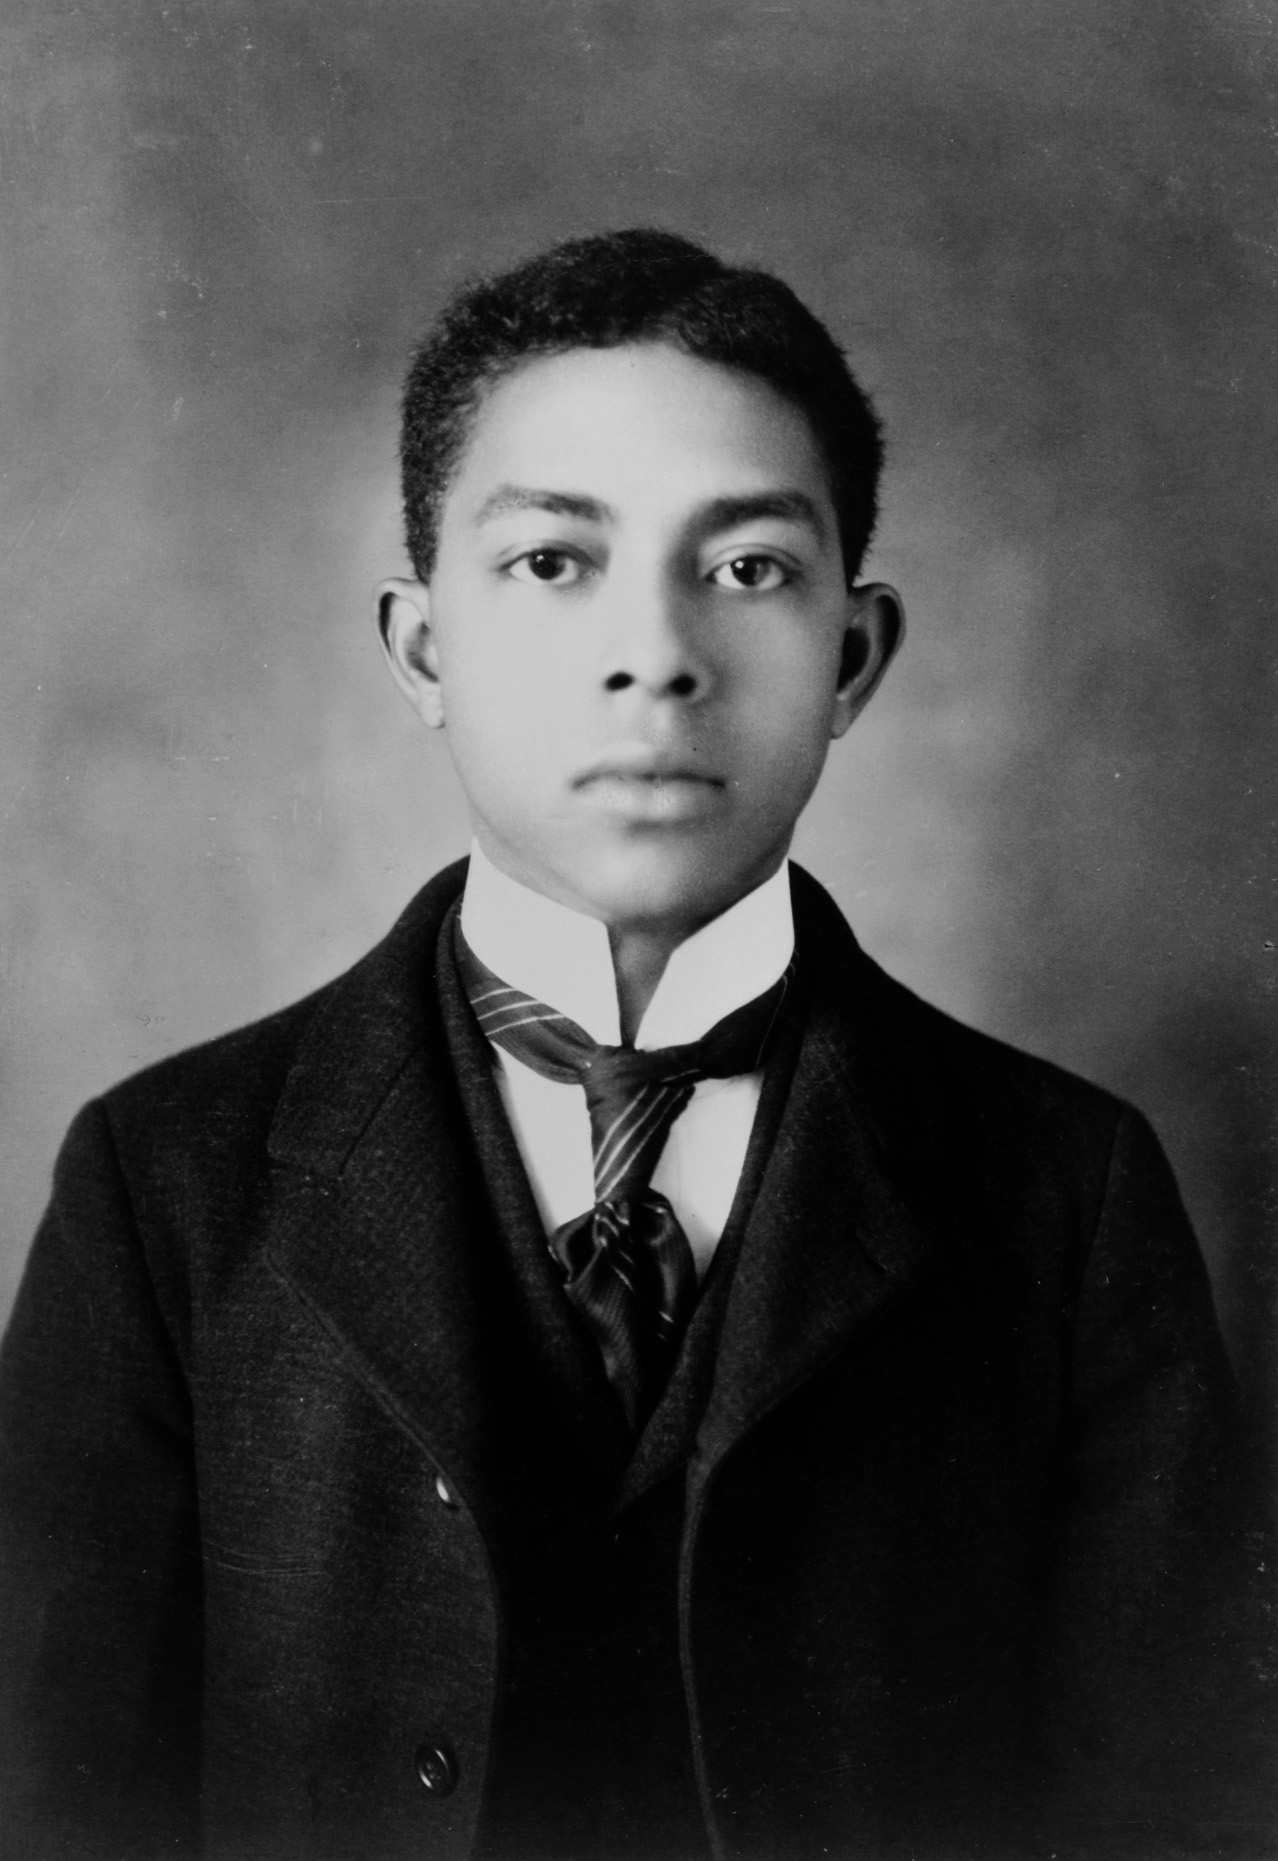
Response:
[267,861,468,1176]
[264,859,948,1516]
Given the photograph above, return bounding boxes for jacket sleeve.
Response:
[1031,1103,1275,1858]
[0,1100,202,1860]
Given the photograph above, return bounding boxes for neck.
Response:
[608,925,688,1044]
[462,839,794,1050]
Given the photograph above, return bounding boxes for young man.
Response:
[0,231,1267,1861]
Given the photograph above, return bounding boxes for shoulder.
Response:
[880,948,1126,1147]
[82,859,469,1193]
[96,987,323,1156]
[789,868,1226,1402]
[861,949,1181,1256]
[789,860,1130,1159]
[786,861,1196,1283]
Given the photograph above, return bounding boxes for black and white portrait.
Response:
[1,5,1273,1857]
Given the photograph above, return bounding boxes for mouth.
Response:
[571,751,726,823]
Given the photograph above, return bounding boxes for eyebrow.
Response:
[696,492,828,543]
[474,486,617,525]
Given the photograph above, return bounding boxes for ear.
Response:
[376,577,446,728]
[829,583,905,739]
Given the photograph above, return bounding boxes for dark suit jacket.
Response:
[0,861,1268,1860]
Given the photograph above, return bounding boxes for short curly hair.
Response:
[400,229,883,586]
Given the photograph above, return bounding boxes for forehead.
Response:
[441,342,834,526]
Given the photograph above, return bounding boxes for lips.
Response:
[571,746,723,788]
[571,748,726,822]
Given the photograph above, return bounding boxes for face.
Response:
[380,342,902,936]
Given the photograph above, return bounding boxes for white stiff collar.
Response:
[460,840,794,1051]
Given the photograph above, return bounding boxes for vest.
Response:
[433,901,803,1858]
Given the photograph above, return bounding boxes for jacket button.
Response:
[434,1474,458,1509]
[415,1741,458,1797]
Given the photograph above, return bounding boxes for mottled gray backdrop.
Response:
[2,0,1275,1441]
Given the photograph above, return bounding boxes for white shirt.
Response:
[460,843,795,1278]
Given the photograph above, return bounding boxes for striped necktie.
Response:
[455,922,793,1431]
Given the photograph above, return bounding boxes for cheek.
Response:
[437,639,573,809]
[738,631,840,743]
[437,617,521,724]
[730,639,841,809]
[441,603,582,713]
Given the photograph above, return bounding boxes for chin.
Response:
[575,838,767,933]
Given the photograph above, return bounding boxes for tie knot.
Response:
[455,919,794,1202]
[581,1042,700,1093]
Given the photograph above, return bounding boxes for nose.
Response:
[599,577,712,703]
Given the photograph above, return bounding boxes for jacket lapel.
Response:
[691,866,947,1486]
[262,861,537,1532]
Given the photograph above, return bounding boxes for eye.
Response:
[507,549,584,586]
[708,553,790,592]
